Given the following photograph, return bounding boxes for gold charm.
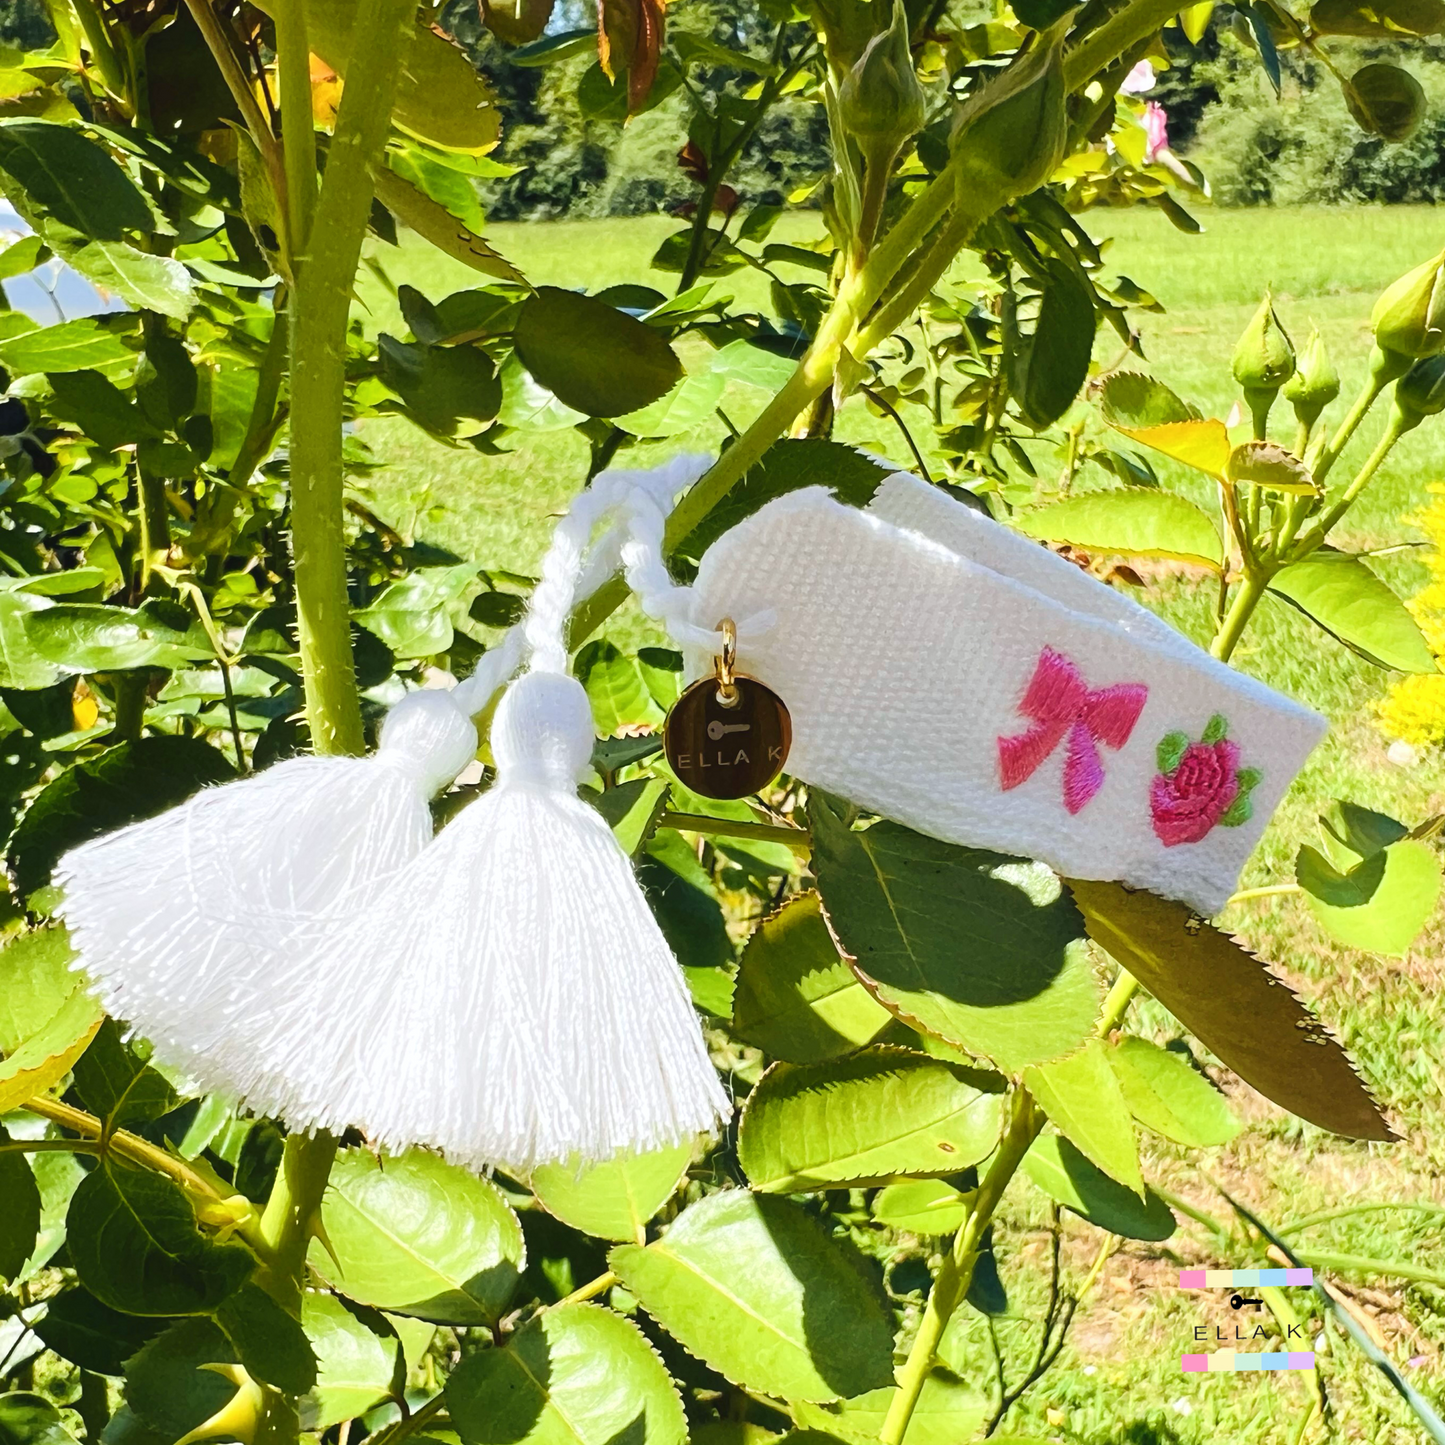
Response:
[663,618,791,801]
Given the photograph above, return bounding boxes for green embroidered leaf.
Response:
[738,1046,1004,1191]
[810,797,1098,1074]
[1219,793,1253,827]
[1068,879,1392,1140]
[1156,731,1188,774]
[530,1143,692,1244]
[1105,1036,1241,1147]
[309,1148,525,1325]
[1021,1134,1177,1241]
[731,893,891,1063]
[1023,1039,1143,1195]
[1236,766,1263,792]
[1203,713,1228,743]
[609,1191,895,1403]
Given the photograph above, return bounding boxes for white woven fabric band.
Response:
[682,473,1327,915]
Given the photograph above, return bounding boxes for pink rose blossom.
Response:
[1150,739,1241,847]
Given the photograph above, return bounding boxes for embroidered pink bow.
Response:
[998,646,1148,814]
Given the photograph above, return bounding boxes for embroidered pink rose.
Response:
[1150,715,1262,847]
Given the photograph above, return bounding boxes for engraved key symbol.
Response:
[707,720,750,741]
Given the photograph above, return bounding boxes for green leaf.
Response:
[810,798,1098,1074]
[136,330,197,429]
[0,318,135,376]
[0,234,46,282]
[353,563,478,659]
[23,598,211,673]
[377,336,501,438]
[1015,490,1223,568]
[309,1147,525,1326]
[0,1126,40,1282]
[871,1179,969,1236]
[576,639,660,735]
[1323,800,1409,859]
[266,0,502,153]
[214,1282,317,1395]
[1021,1134,1177,1241]
[1094,371,1233,476]
[122,1319,239,1439]
[447,1303,686,1445]
[0,927,103,1114]
[32,1287,166,1376]
[639,835,733,970]
[1008,258,1096,431]
[738,1045,1004,1191]
[1023,1039,1142,1195]
[1311,0,1445,37]
[0,591,66,692]
[673,440,891,568]
[609,1191,894,1403]
[62,239,194,320]
[1226,440,1318,495]
[46,370,159,452]
[0,120,152,238]
[373,165,525,284]
[497,351,587,431]
[67,1157,254,1315]
[11,736,233,899]
[1095,371,1199,426]
[531,1143,692,1244]
[617,368,727,438]
[514,286,683,417]
[1299,839,1441,956]
[1068,879,1393,1140]
[709,338,799,391]
[71,1017,177,1131]
[300,1293,402,1432]
[1105,1036,1241,1147]
[793,1375,985,1445]
[1269,552,1436,672]
[731,893,891,1063]
[0,1394,81,1445]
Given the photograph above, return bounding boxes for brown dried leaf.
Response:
[1068,879,1394,1141]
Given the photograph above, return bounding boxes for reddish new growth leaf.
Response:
[599,0,667,114]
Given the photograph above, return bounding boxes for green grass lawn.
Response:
[354,204,1445,1444]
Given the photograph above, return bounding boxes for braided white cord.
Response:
[449,456,771,711]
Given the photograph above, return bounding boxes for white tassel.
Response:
[56,687,480,1103]
[283,669,731,1172]
[266,462,737,1170]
